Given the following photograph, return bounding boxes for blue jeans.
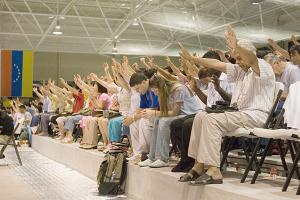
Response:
[149,115,185,162]
[108,116,124,142]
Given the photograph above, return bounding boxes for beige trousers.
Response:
[188,111,259,167]
[0,135,10,143]
[81,117,99,146]
[129,118,154,155]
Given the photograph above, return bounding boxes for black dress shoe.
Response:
[172,160,194,172]
[0,154,5,159]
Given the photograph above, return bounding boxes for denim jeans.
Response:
[149,115,185,162]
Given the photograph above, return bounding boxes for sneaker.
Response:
[126,154,141,161]
[149,159,169,168]
[138,159,154,167]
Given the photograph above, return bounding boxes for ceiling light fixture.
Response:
[52,20,63,35]
[249,0,264,4]
[132,18,139,26]
[112,41,118,54]
[192,15,195,21]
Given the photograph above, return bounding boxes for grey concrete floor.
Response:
[0,147,132,200]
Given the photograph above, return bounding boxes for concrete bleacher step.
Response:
[32,135,300,200]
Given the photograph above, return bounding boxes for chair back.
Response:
[263,82,284,129]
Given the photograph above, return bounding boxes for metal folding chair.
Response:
[0,123,22,166]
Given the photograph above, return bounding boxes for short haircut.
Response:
[18,105,26,110]
[290,45,300,55]
[265,53,286,65]
[91,81,108,93]
[129,73,148,87]
[202,50,221,61]
[164,66,173,74]
[144,69,157,79]
[198,68,211,79]
[238,39,256,55]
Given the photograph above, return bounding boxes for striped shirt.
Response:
[277,62,300,92]
[226,59,275,126]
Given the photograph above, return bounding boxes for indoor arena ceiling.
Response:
[0,0,300,56]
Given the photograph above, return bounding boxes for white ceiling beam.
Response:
[180,2,294,43]
[73,5,97,52]
[280,7,300,26]
[95,0,113,35]
[96,0,152,53]
[38,0,55,14]
[3,0,33,49]
[138,18,153,49]
[34,0,78,51]
[23,0,44,33]
[0,31,175,43]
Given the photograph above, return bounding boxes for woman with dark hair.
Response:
[138,75,203,168]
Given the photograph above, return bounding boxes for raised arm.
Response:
[291,34,299,46]
[179,43,227,73]
[267,38,290,61]
[90,73,119,94]
[165,56,181,76]
[60,78,79,95]
[33,87,45,101]
[75,75,93,93]
[140,57,152,70]
[225,25,259,76]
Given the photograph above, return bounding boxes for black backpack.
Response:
[97,152,127,195]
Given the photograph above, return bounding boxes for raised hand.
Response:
[140,57,146,63]
[165,56,171,64]
[123,56,129,65]
[90,73,98,81]
[132,63,140,71]
[267,38,277,48]
[225,25,237,54]
[59,78,66,85]
[178,42,192,60]
[102,62,109,73]
[291,34,299,45]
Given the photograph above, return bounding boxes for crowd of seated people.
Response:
[1,25,300,186]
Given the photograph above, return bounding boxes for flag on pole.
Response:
[0,50,33,97]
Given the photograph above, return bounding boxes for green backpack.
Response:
[97,152,127,195]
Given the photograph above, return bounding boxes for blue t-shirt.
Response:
[140,90,159,109]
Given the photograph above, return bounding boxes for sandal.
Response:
[178,169,201,182]
[189,174,223,185]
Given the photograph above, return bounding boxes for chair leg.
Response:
[297,182,300,195]
[241,138,250,164]
[287,141,300,180]
[241,138,261,183]
[277,139,289,177]
[220,137,235,170]
[12,139,22,166]
[242,138,258,170]
[251,138,273,184]
[0,144,7,157]
[282,143,300,192]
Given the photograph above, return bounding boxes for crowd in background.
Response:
[1,25,300,185]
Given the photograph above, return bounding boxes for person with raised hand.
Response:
[178,25,275,185]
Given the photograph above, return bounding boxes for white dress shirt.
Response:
[227,58,276,126]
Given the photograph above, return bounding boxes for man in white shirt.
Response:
[178,26,275,185]
[170,50,234,173]
[265,53,300,99]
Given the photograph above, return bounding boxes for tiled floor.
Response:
[1,147,132,200]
